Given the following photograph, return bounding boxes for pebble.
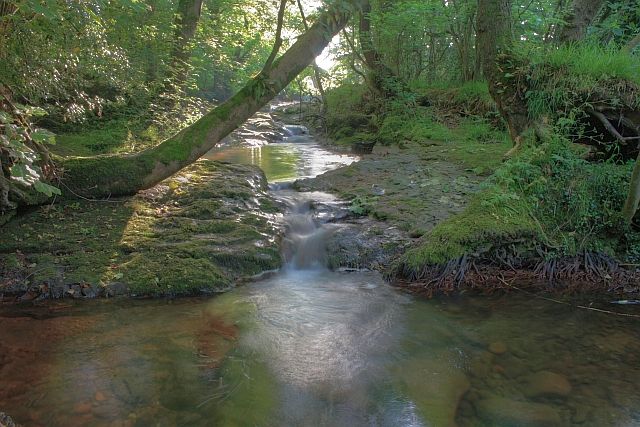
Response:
[73,402,92,415]
[475,396,562,427]
[524,370,572,399]
[489,341,508,355]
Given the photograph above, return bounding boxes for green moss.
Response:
[401,187,538,269]
[1,161,284,298]
[396,137,635,277]
[439,136,511,175]
[117,253,228,296]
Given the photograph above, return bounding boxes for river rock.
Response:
[475,397,563,427]
[73,402,92,415]
[0,413,17,427]
[80,284,98,298]
[49,281,70,299]
[488,341,508,355]
[398,357,470,427]
[524,371,572,399]
[469,351,493,378]
[104,282,128,297]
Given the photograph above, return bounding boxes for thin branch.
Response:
[341,28,366,64]
[296,0,327,111]
[588,109,628,144]
[262,0,288,72]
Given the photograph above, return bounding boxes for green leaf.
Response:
[31,128,56,145]
[0,112,11,124]
[10,164,30,179]
[34,181,62,197]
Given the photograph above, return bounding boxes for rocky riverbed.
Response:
[294,139,506,274]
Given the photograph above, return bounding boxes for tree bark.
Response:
[358,0,399,96]
[623,150,640,224]
[557,0,605,43]
[262,0,288,72]
[168,0,204,88]
[477,0,530,156]
[297,0,328,113]
[59,0,362,198]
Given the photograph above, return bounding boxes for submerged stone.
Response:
[475,397,563,427]
[524,371,572,399]
[398,357,470,427]
[488,341,508,355]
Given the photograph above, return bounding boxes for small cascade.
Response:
[280,193,333,271]
[282,124,309,136]
[282,124,312,144]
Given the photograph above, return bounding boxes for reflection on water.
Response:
[205,141,356,182]
[1,289,640,426]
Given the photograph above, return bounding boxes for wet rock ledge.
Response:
[0,161,284,301]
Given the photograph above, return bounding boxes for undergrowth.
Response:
[52,94,214,157]
[520,44,640,121]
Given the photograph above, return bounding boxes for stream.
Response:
[1,125,640,426]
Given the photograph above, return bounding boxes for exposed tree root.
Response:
[393,250,640,297]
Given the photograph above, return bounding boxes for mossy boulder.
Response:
[0,160,284,300]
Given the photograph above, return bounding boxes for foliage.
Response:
[0,99,60,198]
[324,83,372,137]
[590,1,640,48]
[349,194,377,216]
[0,0,283,128]
[518,44,640,122]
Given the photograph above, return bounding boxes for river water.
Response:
[1,130,640,427]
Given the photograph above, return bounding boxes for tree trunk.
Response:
[168,0,204,88]
[297,0,328,113]
[477,0,530,156]
[623,150,640,223]
[358,0,399,96]
[557,0,605,43]
[59,0,361,198]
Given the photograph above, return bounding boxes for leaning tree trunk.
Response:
[557,0,605,44]
[59,0,362,198]
[476,0,531,156]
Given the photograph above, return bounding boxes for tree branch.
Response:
[588,109,628,144]
[262,0,288,72]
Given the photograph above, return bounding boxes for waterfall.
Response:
[280,194,333,271]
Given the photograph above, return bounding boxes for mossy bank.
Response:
[302,82,640,296]
[0,161,284,301]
